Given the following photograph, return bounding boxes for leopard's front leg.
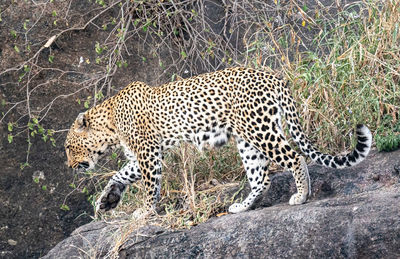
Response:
[95,151,141,217]
[135,140,163,214]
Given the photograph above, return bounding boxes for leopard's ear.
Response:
[74,112,89,133]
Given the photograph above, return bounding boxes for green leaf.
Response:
[23,20,29,30]
[20,162,29,170]
[60,204,70,211]
[7,123,13,132]
[38,125,44,134]
[14,45,20,53]
[95,91,104,101]
[7,134,13,143]
[95,42,103,54]
[181,51,187,59]
[42,185,47,191]
[142,19,151,33]
[96,0,105,7]
[18,72,25,82]
[33,177,40,184]
[82,187,89,195]
[10,30,17,38]
[48,55,54,63]
[111,152,117,160]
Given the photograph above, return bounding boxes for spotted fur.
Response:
[64,67,372,214]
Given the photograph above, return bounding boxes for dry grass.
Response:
[283,0,400,152]
[101,142,243,228]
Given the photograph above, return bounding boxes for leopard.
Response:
[64,67,372,216]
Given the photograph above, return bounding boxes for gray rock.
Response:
[43,149,400,258]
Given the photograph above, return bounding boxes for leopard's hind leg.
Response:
[233,116,311,208]
[258,131,311,206]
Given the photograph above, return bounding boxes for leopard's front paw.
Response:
[130,207,154,220]
[95,182,125,218]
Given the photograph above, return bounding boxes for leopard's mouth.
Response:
[78,161,90,169]
[71,159,95,173]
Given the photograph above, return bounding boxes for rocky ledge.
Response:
[44,149,400,258]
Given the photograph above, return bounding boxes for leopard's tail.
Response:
[278,82,372,169]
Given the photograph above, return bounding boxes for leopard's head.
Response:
[65,110,118,171]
